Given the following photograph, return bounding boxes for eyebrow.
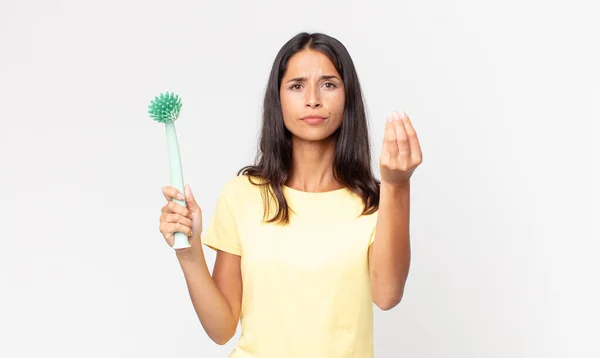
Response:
[286,75,340,83]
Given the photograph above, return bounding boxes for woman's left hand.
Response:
[379,111,423,186]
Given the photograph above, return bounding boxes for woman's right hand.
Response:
[159,184,203,251]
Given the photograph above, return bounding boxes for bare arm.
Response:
[160,184,243,345]
[176,248,242,345]
[368,182,411,310]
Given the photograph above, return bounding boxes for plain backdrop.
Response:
[1,0,598,357]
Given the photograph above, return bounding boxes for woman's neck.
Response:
[286,136,343,192]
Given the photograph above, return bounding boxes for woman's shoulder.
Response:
[219,174,268,199]
[215,174,270,218]
[223,174,265,189]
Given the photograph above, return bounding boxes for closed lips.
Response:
[301,115,327,120]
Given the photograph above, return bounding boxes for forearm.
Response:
[176,250,237,344]
[370,182,411,309]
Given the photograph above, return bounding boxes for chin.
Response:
[290,128,339,143]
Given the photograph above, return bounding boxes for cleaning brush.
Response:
[148,92,191,249]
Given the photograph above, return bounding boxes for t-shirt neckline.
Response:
[282,184,350,196]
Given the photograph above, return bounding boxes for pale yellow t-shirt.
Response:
[202,175,378,358]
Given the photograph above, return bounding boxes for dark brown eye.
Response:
[290,84,302,90]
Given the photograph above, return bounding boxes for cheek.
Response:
[280,91,297,110]
[279,92,291,120]
[332,96,345,119]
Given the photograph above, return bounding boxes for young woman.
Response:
[158,32,423,358]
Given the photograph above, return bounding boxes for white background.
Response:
[1,0,598,357]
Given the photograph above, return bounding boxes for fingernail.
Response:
[177,193,184,199]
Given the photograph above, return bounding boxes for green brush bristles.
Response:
[148,92,183,123]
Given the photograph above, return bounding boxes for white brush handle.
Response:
[165,121,191,249]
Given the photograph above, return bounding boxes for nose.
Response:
[305,86,322,109]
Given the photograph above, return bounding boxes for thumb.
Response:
[184,184,199,210]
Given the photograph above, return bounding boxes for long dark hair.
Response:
[238,32,380,224]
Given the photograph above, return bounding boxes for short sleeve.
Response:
[201,182,241,256]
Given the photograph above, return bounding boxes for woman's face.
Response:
[280,49,345,143]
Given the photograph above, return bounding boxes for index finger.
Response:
[162,186,183,202]
[383,113,399,156]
